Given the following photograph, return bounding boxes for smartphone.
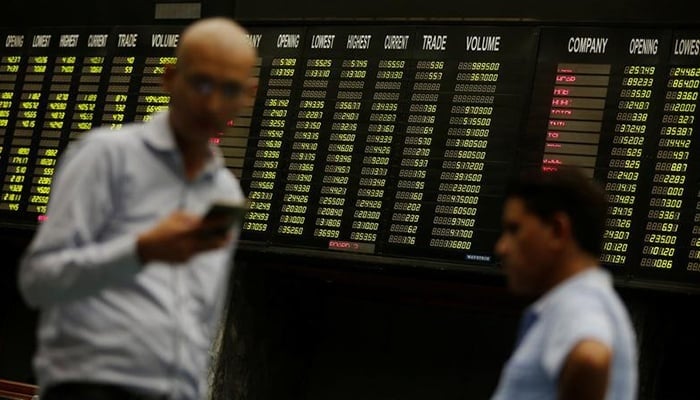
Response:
[201,199,249,236]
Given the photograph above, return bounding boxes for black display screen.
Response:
[239,26,537,267]
[3,24,700,290]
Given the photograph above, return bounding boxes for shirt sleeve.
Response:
[18,135,142,309]
[541,294,614,378]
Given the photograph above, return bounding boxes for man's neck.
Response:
[543,249,599,293]
[175,135,211,180]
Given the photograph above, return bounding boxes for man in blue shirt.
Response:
[491,168,637,400]
[18,17,256,400]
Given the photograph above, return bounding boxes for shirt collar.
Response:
[530,267,611,316]
[142,111,177,152]
[141,111,225,179]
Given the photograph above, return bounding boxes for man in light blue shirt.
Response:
[18,18,257,400]
[491,168,637,400]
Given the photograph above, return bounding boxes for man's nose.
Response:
[204,91,224,114]
[494,235,507,257]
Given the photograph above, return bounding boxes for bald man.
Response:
[19,18,256,400]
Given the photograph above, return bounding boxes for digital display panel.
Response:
[4,24,700,290]
[522,28,700,285]
[240,26,537,266]
[523,29,671,278]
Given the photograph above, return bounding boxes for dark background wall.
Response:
[212,252,700,399]
[2,1,700,399]
[0,1,234,27]
[0,229,36,383]
[233,0,697,23]
[1,0,698,26]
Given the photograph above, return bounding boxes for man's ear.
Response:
[162,63,177,94]
[244,77,258,107]
[549,211,573,245]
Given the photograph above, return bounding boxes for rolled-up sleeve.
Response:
[541,296,613,378]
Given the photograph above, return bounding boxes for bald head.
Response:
[176,17,256,69]
[163,17,257,146]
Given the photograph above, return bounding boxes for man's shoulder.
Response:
[213,168,244,198]
[548,269,616,308]
[539,290,604,331]
[541,270,629,337]
[55,122,152,177]
[64,122,147,165]
[80,121,145,147]
[550,284,611,316]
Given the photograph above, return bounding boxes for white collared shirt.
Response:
[19,112,243,400]
[491,268,638,400]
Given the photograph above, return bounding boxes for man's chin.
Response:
[508,282,525,295]
[196,125,219,135]
[189,125,221,139]
[507,278,533,296]
[190,119,222,133]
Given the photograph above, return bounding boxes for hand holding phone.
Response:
[200,199,249,237]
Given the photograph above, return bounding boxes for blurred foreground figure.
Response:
[491,168,637,400]
[19,17,256,400]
